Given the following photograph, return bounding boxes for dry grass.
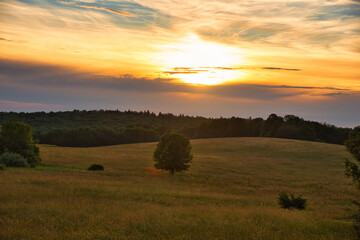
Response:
[0,137,358,239]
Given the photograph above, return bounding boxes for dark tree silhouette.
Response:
[0,119,41,167]
[153,132,192,174]
[344,126,360,238]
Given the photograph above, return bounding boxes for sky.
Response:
[0,0,359,127]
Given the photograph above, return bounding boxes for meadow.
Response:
[0,137,358,239]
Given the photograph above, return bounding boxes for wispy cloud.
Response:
[262,67,301,71]
[0,100,64,109]
[163,71,202,74]
[162,66,302,75]
[0,37,26,43]
[0,37,12,42]
[59,1,136,17]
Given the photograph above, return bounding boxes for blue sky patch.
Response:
[239,29,275,40]
[310,4,360,21]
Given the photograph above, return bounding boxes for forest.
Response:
[0,110,351,147]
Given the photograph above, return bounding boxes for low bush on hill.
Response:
[88,164,104,171]
[0,152,29,168]
[278,192,307,210]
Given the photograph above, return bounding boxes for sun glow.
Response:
[159,35,245,85]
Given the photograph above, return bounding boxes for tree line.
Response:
[0,111,351,147]
[36,125,159,147]
[0,110,208,133]
[188,114,349,145]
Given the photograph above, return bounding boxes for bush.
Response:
[278,192,307,210]
[278,192,292,209]
[0,164,5,170]
[0,152,29,168]
[88,164,104,171]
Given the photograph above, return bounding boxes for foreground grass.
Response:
[0,137,358,239]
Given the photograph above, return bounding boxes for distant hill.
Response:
[0,110,351,147]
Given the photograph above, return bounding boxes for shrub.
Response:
[0,164,5,170]
[278,192,292,209]
[278,192,307,210]
[291,195,307,210]
[0,152,29,168]
[88,164,104,171]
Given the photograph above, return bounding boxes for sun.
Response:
[158,35,244,85]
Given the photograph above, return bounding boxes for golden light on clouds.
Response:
[165,69,244,85]
[158,35,245,85]
[0,0,359,126]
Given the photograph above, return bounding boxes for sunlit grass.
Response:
[0,138,357,239]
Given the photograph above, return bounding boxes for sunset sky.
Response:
[0,0,359,126]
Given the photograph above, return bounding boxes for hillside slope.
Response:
[0,138,358,239]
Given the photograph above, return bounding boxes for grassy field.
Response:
[0,137,358,239]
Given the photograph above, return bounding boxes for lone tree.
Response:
[344,126,360,238]
[153,132,192,174]
[0,119,41,167]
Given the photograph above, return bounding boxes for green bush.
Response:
[278,192,307,210]
[0,152,29,168]
[0,164,5,170]
[88,164,104,171]
[278,192,292,209]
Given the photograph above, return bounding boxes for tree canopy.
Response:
[153,132,192,174]
[0,119,41,167]
[344,126,360,238]
[345,126,360,190]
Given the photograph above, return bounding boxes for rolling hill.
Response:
[0,137,358,239]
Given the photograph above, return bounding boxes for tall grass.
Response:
[0,138,357,239]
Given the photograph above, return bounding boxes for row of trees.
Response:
[0,110,208,133]
[36,126,160,147]
[187,114,349,144]
[0,111,351,147]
